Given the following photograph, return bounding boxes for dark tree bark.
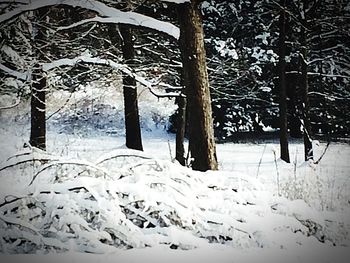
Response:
[108,24,143,151]
[300,26,313,161]
[175,95,187,166]
[177,0,218,171]
[30,9,47,150]
[277,0,290,163]
[30,65,46,150]
[120,25,143,151]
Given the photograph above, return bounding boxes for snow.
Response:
[1,246,350,263]
[211,39,238,59]
[255,32,270,45]
[0,85,350,262]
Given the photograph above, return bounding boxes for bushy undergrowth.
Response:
[0,147,349,254]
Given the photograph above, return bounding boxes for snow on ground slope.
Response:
[0,88,350,262]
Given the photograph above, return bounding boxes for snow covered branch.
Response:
[0,97,21,110]
[57,15,179,39]
[0,63,30,81]
[0,0,180,39]
[286,70,350,79]
[160,0,189,3]
[42,55,182,98]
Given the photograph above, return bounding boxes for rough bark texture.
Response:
[175,95,187,166]
[30,9,47,150]
[277,1,290,163]
[118,25,143,151]
[300,23,313,161]
[177,0,218,171]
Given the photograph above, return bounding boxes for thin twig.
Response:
[256,144,267,178]
[293,147,298,180]
[46,91,73,121]
[273,149,280,196]
[314,141,331,164]
[167,140,173,161]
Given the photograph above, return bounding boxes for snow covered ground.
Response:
[0,87,349,262]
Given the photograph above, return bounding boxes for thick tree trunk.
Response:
[30,64,46,150]
[175,95,187,166]
[30,9,47,150]
[300,26,313,161]
[277,1,290,163]
[177,0,218,171]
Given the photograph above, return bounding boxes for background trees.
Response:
[201,0,349,139]
[202,0,278,140]
[200,0,349,161]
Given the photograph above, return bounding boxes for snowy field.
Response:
[0,87,349,263]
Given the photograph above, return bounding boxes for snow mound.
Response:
[0,148,349,254]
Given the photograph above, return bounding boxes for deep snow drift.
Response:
[0,86,349,262]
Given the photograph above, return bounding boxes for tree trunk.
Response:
[30,64,46,150]
[175,95,187,166]
[287,73,302,138]
[177,0,218,171]
[30,9,47,150]
[277,0,290,163]
[300,23,313,161]
[108,24,143,151]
